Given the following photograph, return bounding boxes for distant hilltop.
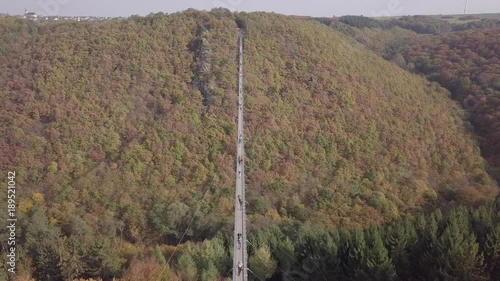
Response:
[11,8,122,21]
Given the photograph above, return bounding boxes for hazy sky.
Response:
[2,0,499,17]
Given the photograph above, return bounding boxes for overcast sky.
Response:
[2,0,499,17]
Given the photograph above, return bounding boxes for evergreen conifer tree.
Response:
[484,225,500,280]
[433,208,484,280]
[366,228,396,281]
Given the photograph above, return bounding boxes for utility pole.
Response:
[233,28,247,281]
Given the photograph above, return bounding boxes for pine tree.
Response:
[24,208,59,251]
[276,237,296,280]
[292,229,340,281]
[470,204,495,250]
[154,245,167,265]
[337,228,351,281]
[344,229,367,280]
[82,238,118,279]
[366,228,396,281]
[196,234,229,280]
[384,219,417,279]
[176,243,198,281]
[154,245,170,281]
[200,262,219,281]
[416,212,440,280]
[249,244,277,281]
[24,208,64,281]
[60,236,84,281]
[484,225,500,280]
[433,208,485,280]
[33,244,63,281]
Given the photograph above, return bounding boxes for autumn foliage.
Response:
[402,28,500,181]
[0,11,498,280]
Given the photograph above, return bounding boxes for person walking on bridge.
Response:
[237,233,242,249]
[237,261,243,276]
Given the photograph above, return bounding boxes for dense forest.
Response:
[0,10,498,280]
[331,14,500,34]
[323,16,500,183]
[144,200,500,281]
[402,28,500,183]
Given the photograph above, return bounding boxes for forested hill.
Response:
[402,28,500,181]
[240,13,497,224]
[319,16,500,183]
[0,10,498,280]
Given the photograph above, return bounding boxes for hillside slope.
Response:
[0,10,497,252]
[0,10,499,281]
[401,28,500,181]
[240,12,496,226]
[317,17,500,184]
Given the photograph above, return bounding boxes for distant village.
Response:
[0,9,124,21]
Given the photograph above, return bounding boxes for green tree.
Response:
[177,243,198,281]
[24,208,64,280]
[60,236,85,281]
[276,237,295,280]
[166,202,191,241]
[33,244,63,281]
[292,229,340,280]
[82,238,120,279]
[365,228,396,281]
[200,262,219,281]
[384,219,417,280]
[484,225,500,280]
[24,208,59,250]
[431,209,484,280]
[342,229,368,280]
[154,245,170,281]
[413,212,440,280]
[249,244,277,281]
[197,234,229,275]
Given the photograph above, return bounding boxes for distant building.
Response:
[23,9,38,20]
